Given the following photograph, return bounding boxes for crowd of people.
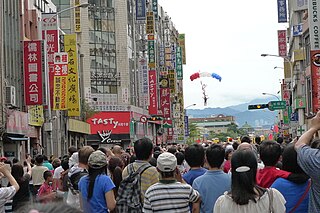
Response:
[0,111,320,213]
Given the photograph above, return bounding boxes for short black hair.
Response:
[276,137,284,144]
[255,136,261,144]
[206,144,225,168]
[43,155,48,161]
[153,151,161,159]
[35,155,44,165]
[232,142,239,150]
[282,143,306,174]
[259,140,281,166]
[241,136,251,143]
[154,146,161,152]
[61,159,69,171]
[175,152,185,165]
[168,147,177,154]
[134,138,153,160]
[43,170,53,180]
[184,144,205,167]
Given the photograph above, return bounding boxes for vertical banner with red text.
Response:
[53,52,68,110]
[42,13,59,105]
[148,70,158,115]
[278,30,287,57]
[160,88,171,118]
[64,34,80,116]
[23,41,43,105]
[311,50,320,112]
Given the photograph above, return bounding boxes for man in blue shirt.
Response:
[192,144,231,213]
[295,110,320,213]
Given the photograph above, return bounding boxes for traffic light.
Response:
[148,116,163,121]
[248,104,269,110]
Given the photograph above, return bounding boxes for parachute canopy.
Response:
[190,72,222,82]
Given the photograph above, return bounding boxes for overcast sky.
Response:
[158,0,288,109]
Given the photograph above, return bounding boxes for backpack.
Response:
[116,163,151,213]
[68,170,88,194]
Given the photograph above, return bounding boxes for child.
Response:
[37,171,56,203]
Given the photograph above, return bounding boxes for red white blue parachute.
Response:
[190,72,222,82]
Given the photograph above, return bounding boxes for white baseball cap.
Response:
[157,152,177,172]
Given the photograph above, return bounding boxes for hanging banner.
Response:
[176,46,183,80]
[74,0,81,32]
[308,0,320,50]
[311,50,320,112]
[278,30,287,57]
[152,0,158,20]
[136,0,146,22]
[168,70,175,94]
[28,105,44,126]
[160,88,171,118]
[146,12,154,34]
[42,13,59,105]
[148,70,158,115]
[148,34,155,68]
[292,24,303,37]
[184,115,189,137]
[171,44,176,70]
[165,47,172,69]
[159,44,165,66]
[277,0,287,23]
[65,34,80,116]
[53,52,68,110]
[178,34,186,64]
[138,58,149,107]
[293,0,307,11]
[23,40,43,105]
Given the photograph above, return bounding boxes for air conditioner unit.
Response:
[5,86,16,106]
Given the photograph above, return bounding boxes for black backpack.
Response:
[116,163,151,213]
[68,170,87,194]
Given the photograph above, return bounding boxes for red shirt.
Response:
[257,166,291,188]
[37,182,53,203]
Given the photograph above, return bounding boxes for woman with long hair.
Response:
[107,156,124,197]
[214,149,286,213]
[78,150,116,213]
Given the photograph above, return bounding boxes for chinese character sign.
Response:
[178,34,186,64]
[146,12,154,34]
[176,47,183,80]
[311,50,320,112]
[23,41,43,105]
[136,0,146,21]
[152,0,158,20]
[148,70,158,115]
[148,35,155,68]
[160,88,171,118]
[277,0,287,23]
[53,52,68,110]
[278,30,287,57]
[292,24,302,37]
[28,105,44,126]
[74,0,81,32]
[308,0,320,50]
[64,34,80,116]
[138,58,149,107]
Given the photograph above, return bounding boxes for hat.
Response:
[157,152,177,172]
[0,157,7,161]
[88,150,107,169]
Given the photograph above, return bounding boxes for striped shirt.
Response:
[122,161,159,202]
[143,180,200,213]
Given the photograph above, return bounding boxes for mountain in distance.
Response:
[187,97,278,127]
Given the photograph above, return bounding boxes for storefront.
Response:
[67,118,91,151]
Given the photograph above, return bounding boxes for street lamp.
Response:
[274,66,284,70]
[261,54,294,101]
[185,103,196,109]
[262,92,280,101]
[43,3,89,155]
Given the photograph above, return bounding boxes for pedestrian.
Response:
[192,144,231,213]
[37,171,56,203]
[143,152,200,213]
[121,138,159,202]
[78,150,116,213]
[271,144,310,212]
[183,144,207,186]
[31,155,48,196]
[295,110,320,212]
[214,149,286,213]
[107,156,124,197]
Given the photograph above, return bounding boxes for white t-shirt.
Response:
[53,166,64,179]
[214,188,286,213]
[0,186,16,213]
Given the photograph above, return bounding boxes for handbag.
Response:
[288,180,311,213]
[267,188,274,213]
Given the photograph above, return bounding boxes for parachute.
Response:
[190,72,222,82]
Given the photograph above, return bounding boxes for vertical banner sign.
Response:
[292,24,303,37]
[42,13,59,105]
[178,34,186,64]
[278,30,287,57]
[308,0,320,50]
[160,88,171,118]
[23,41,43,105]
[138,58,149,107]
[176,47,183,80]
[64,34,80,116]
[165,47,172,69]
[136,0,146,22]
[171,44,176,69]
[146,12,154,34]
[148,34,155,68]
[310,50,320,112]
[74,0,81,32]
[277,0,287,23]
[159,44,165,66]
[28,105,44,126]
[152,0,158,20]
[148,70,158,115]
[53,52,68,110]
[184,115,189,137]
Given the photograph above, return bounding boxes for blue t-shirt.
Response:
[271,177,309,213]
[183,168,207,186]
[192,170,231,213]
[79,174,115,213]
